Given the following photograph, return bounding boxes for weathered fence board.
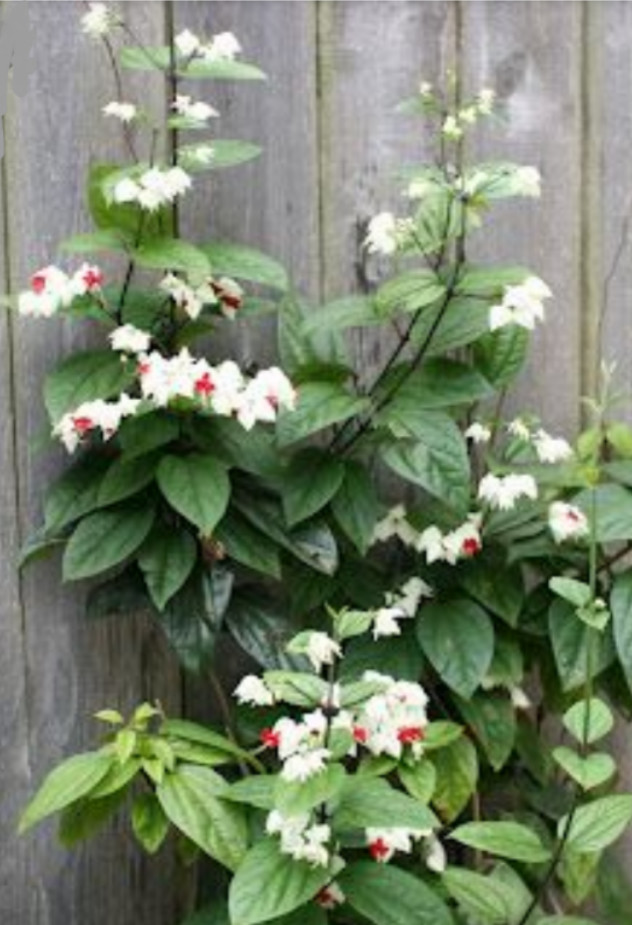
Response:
[2,1,632,922]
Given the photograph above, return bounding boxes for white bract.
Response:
[108,324,151,354]
[478,87,496,114]
[417,514,483,565]
[508,418,531,441]
[304,632,342,673]
[478,473,538,510]
[373,576,433,638]
[548,501,589,543]
[489,276,552,331]
[266,711,332,783]
[204,32,242,62]
[266,811,331,867]
[316,883,346,910]
[18,263,103,317]
[514,166,541,197]
[442,115,463,140]
[233,675,274,707]
[354,677,429,760]
[366,827,427,863]
[81,2,117,38]
[103,101,137,123]
[372,504,419,547]
[113,166,192,211]
[173,94,219,123]
[53,394,140,453]
[174,29,201,58]
[364,212,415,256]
[533,429,573,464]
[465,422,492,444]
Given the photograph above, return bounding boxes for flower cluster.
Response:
[439,87,496,139]
[18,264,103,317]
[160,272,244,320]
[173,94,218,124]
[366,826,445,872]
[174,28,241,63]
[265,710,331,783]
[81,2,120,38]
[478,473,538,510]
[489,276,552,331]
[53,394,140,453]
[113,166,192,211]
[352,673,429,760]
[548,501,589,543]
[373,576,432,638]
[266,811,332,868]
[374,505,483,565]
[103,101,137,123]
[364,212,415,256]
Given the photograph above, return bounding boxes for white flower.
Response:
[305,632,341,673]
[173,94,219,123]
[373,606,406,639]
[489,276,552,331]
[282,748,330,782]
[174,29,200,58]
[365,212,399,255]
[407,177,433,200]
[398,576,432,615]
[113,177,141,204]
[478,87,496,114]
[214,277,244,319]
[233,675,274,707]
[442,115,463,140]
[417,516,482,564]
[424,834,447,873]
[465,422,492,444]
[53,394,139,453]
[419,80,433,97]
[114,167,192,211]
[103,101,137,123]
[478,473,538,510]
[366,827,426,863]
[508,418,531,441]
[18,291,58,318]
[203,31,242,62]
[533,429,573,464]
[109,324,151,354]
[187,144,215,166]
[355,680,429,761]
[548,501,589,543]
[236,367,296,431]
[416,525,445,564]
[81,2,115,38]
[266,812,331,867]
[510,686,532,710]
[160,273,204,319]
[18,263,102,317]
[459,106,478,125]
[515,166,541,198]
[372,504,419,547]
[316,883,346,909]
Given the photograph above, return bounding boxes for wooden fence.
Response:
[2,2,632,923]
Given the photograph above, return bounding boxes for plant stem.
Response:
[164,0,180,240]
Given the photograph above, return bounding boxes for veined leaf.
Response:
[44,350,135,422]
[202,241,287,291]
[339,861,455,925]
[63,505,155,580]
[20,752,114,832]
[138,525,197,609]
[276,382,366,447]
[450,820,551,863]
[417,599,494,699]
[156,454,230,536]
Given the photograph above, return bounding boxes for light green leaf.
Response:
[611,570,632,696]
[181,139,261,172]
[417,599,494,699]
[263,671,327,707]
[561,795,632,854]
[63,505,155,580]
[550,577,592,609]
[202,241,288,291]
[44,350,135,422]
[138,525,197,609]
[398,760,436,803]
[276,382,367,447]
[375,269,446,315]
[131,792,170,853]
[574,484,632,543]
[432,737,478,822]
[548,599,615,692]
[157,764,247,870]
[423,721,464,751]
[302,296,382,335]
[20,752,114,832]
[278,296,347,378]
[334,777,437,831]
[450,821,551,863]
[442,868,511,924]
[339,861,455,925]
[224,776,278,810]
[553,747,615,790]
[134,238,211,285]
[156,454,230,536]
[282,449,345,526]
[61,229,130,255]
[276,764,346,817]
[229,838,331,925]
[563,698,614,745]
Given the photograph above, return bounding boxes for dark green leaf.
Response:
[611,571,632,696]
[118,412,180,459]
[44,350,136,422]
[330,460,380,554]
[417,599,494,699]
[156,454,230,535]
[474,324,529,388]
[157,567,232,672]
[97,453,157,507]
[450,821,551,863]
[548,599,616,692]
[138,525,198,609]
[44,454,110,531]
[339,861,455,925]
[63,505,155,580]
[455,691,516,771]
[58,789,127,846]
[215,510,281,579]
[276,382,366,447]
[375,269,446,315]
[202,241,288,291]
[282,449,345,526]
[225,592,307,670]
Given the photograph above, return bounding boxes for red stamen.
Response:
[462,536,481,557]
[397,726,424,744]
[82,268,103,290]
[31,273,47,294]
[353,726,368,744]
[194,372,215,396]
[260,728,280,749]
[369,838,390,861]
[72,416,94,435]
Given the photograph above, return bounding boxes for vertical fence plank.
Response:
[317,0,457,385]
[461,0,583,435]
[4,4,181,924]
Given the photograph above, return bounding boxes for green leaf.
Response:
[63,505,155,580]
[412,295,492,356]
[134,238,211,285]
[563,698,614,745]
[88,758,141,798]
[442,868,511,924]
[302,296,383,334]
[334,777,437,831]
[278,296,347,378]
[215,510,281,579]
[537,918,599,925]
[19,752,114,832]
[97,453,157,507]
[224,776,278,810]
[455,691,516,771]
[276,764,346,817]
[118,412,180,459]
[432,737,478,822]
[417,599,494,699]
[550,577,592,609]
[460,550,524,627]
[181,139,261,172]
[596,850,632,925]
[225,592,307,670]
[44,454,110,531]
[131,792,170,853]
[156,454,230,536]
[88,163,168,240]
[282,449,345,526]
[333,607,374,641]
[398,760,436,803]
[375,269,446,316]
[553,747,616,790]
[138,525,197,609]
[263,671,327,707]
[450,821,551,863]
[276,382,367,447]
[58,790,127,846]
[119,45,265,79]
[60,229,130,255]
[158,567,232,672]
[342,629,424,682]
[549,599,615,692]
[562,795,632,854]
[157,764,247,870]
[330,461,379,554]
[162,719,250,764]
[380,358,493,411]
[228,838,331,925]
[202,241,288,291]
[44,350,136,422]
[611,571,632,696]
[423,721,464,751]
[574,484,632,542]
[339,861,455,925]
[380,411,470,516]
[474,322,529,388]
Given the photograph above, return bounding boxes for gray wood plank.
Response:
[461,0,583,435]
[4,4,182,924]
[317,1,457,386]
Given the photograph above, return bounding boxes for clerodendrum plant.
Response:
[17,7,632,925]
